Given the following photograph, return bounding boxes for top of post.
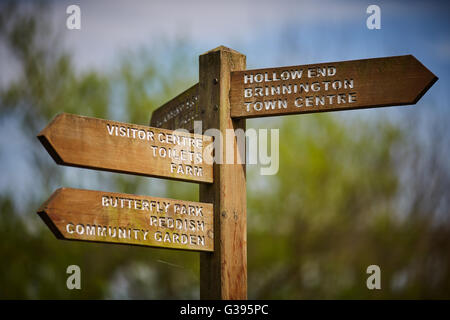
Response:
[201,45,244,56]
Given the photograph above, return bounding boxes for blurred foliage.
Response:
[248,115,449,299]
[0,2,449,299]
[0,2,199,299]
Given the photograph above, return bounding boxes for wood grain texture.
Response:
[199,46,247,300]
[150,83,200,132]
[38,113,213,183]
[230,55,437,119]
[38,188,214,252]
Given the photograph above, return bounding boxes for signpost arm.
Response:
[199,46,247,299]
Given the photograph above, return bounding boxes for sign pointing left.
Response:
[38,188,214,252]
[37,113,213,183]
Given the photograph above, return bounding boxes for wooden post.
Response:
[199,46,247,299]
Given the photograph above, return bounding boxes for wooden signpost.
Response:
[230,55,437,119]
[38,188,213,251]
[38,113,213,183]
[37,45,437,301]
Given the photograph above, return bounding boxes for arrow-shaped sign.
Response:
[230,55,437,119]
[38,188,214,252]
[38,113,213,183]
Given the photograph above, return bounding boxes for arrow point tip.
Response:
[37,210,65,240]
[37,190,66,240]
[37,130,65,165]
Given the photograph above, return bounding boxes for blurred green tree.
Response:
[0,2,200,299]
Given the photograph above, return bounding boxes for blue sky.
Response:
[1,0,449,102]
[0,0,449,210]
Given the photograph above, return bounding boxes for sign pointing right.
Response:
[230,55,438,119]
